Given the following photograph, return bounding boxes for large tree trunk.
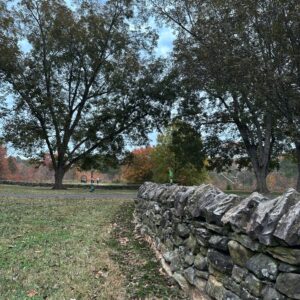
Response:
[295,141,300,192]
[228,98,273,195]
[53,166,66,189]
[253,165,269,194]
[246,146,270,195]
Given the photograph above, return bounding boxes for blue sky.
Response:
[155,27,175,58]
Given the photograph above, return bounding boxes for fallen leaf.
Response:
[118,237,129,245]
[27,289,38,297]
[94,270,108,279]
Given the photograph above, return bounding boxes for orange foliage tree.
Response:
[122,147,154,183]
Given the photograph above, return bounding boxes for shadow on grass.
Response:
[108,203,188,300]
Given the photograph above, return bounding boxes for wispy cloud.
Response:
[156,27,175,57]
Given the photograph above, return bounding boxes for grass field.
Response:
[0,185,186,300]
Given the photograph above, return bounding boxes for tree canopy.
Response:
[151,120,207,185]
[0,0,173,188]
[122,147,154,183]
[0,0,299,193]
[146,0,299,193]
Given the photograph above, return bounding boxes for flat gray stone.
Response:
[279,262,300,273]
[247,189,299,245]
[276,273,300,299]
[195,270,209,280]
[167,250,182,272]
[203,193,241,225]
[177,223,190,238]
[186,184,222,218]
[173,272,190,290]
[205,276,225,300]
[194,227,211,247]
[205,222,230,234]
[262,285,286,300]
[229,233,262,252]
[207,249,233,275]
[194,253,208,271]
[274,196,300,246]
[194,277,207,292]
[266,246,300,265]
[242,273,264,298]
[185,185,213,217]
[174,187,195,217]
[222,193,269,233]
[184,252,194,266]
[240,288,260,300]
[183,266,195,285]
[245,253,278,281]
[232,265,249,283]
[209,235,229,252]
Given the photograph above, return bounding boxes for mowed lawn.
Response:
[0,185,185,300]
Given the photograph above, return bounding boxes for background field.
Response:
[0,186,186,300]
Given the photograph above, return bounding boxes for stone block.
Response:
[266,246,300,265]
[194,227,211,247]
[204,193,241,225]
[276,273,300,299]
[273,193,300,246]
[247,189,299,245]
[209,235,229,252]
[222,192,269,233]
[245,253,278,281]
[232,265,248,283]
[261,284,286,300]
[177,223,190,238]
[183,266,195,285]
[185,234,198,253]
[194,253,208,271]
[278,262,300,273]
[184,252,195,267]
[242,273,264,298]
[206,276,240,300]
[207,249,233,275]
[229,233,263,252]
[228,240,254,267]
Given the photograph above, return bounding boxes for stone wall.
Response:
[134,182,300,300]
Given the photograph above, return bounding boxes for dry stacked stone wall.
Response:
[135,182,300,300]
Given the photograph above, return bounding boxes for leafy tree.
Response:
[145,0,295,193]
[245,1,300,190]
[7,156,18,174]
[77,152,121,181]
[0,0,18,79]
[152,120,207,185]
[1,0,172,188]
[0,0,19,119]
[122,147,154,183]
[0,144,8,179]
